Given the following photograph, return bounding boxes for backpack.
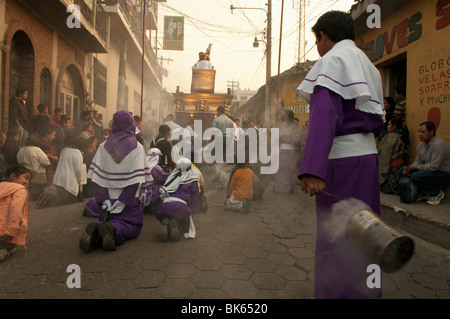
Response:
[381,171,401,195]
[398,176,418,204]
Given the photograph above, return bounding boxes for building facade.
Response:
[0,0,165,135]
[351,0,450,162]
[232,60,315,127]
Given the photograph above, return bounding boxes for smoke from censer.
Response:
[325,197,415,273]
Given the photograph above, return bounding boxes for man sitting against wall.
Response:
[402,121,450,205]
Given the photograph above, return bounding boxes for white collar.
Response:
[297,39,385,121]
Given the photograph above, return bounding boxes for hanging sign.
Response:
[163,16,184,51]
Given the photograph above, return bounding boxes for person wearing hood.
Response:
[155,157,200,242]
[79,110,151,253]
[139,148,170,213]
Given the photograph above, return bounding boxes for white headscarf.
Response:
[160,157,198,198]
[146,148,162,172]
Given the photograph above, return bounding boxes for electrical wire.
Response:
[158,0,348,91]
[159,3,257,35]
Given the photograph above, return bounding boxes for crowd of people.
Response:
[0,91,112,260]
[2,92,108,204]
[377,86,450,206]
[1,11,449,304]
[2,86,304,258]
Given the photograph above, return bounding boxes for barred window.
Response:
[94,57,107,107]
[40,68,52,108]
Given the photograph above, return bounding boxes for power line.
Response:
[159,3,257,35]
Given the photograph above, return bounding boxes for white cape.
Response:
[297,39,385,121]
[87,141,152,189]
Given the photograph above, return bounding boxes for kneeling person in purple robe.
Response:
[139,148,170,213]
[155,157,200,242]
[79,110,151,253]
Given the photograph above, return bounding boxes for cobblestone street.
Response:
[1,173,449,300]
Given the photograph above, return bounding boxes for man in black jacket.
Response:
[150,124,174,173]
[9,87,29,147]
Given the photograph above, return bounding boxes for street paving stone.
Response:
[0,175,449,300]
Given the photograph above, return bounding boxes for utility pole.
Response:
[140,0,147,118]
[159,56,173,75]
[227,80,239,95]
[230,2,271,126]
[297,0,307,63]
[265,0,272,127]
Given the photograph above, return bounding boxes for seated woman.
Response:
[377,117,405,194]
[37,137,87,208]
[38,126,59,186]
[155,157,200,242]
[16,136,51,201]
[81,136,98,198]
[140,148,170,214]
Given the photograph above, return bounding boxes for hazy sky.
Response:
[156,0,356,94]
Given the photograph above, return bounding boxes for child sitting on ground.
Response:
[0,166,32,262]
[225,162,260,213]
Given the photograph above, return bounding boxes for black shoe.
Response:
[169,219,181,242]
[79,223,100,253]
[97,222,116,251]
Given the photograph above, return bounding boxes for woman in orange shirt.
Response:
[225,163,259,213]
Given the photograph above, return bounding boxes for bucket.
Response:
[345,209,415,273]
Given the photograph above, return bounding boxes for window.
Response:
[40,68,52,108]
[94,57,107,107]
[60,92,79,118]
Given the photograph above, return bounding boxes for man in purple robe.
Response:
[79,110,151,253]
[297,11,385,298]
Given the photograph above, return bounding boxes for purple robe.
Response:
[83,197,102,218]
[92,182,143,245]
[140,165,170,208]
[299,86,384,299]
[155,181,200,231]
[85,110,151,245]
[84,165,167,218]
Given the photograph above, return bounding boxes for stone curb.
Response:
[380,203,450,251]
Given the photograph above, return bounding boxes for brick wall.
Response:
[1,0,86,131]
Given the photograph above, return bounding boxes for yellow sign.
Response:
[163,16,184,51]
[284,87,309,126]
